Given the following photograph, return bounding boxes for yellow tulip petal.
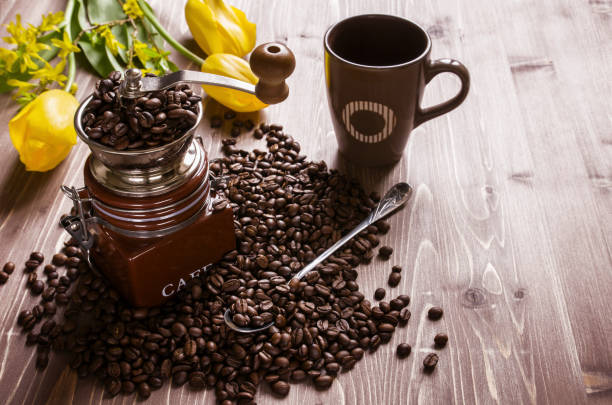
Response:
[201,53,267,112]
[185,0,256,57]
[8,89,79,172]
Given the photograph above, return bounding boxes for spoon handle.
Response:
[292,182,412,281]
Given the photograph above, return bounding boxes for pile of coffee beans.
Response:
[6,120,449,403]
[82,71,201,150]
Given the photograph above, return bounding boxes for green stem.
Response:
[63,0,77,92]
[137,0,205,66]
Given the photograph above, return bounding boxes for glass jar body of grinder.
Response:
[62,94,235,307]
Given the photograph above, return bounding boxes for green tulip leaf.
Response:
[85,0,126,24]
[78,36,115,77]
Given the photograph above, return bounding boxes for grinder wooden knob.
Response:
[250,42,295,104]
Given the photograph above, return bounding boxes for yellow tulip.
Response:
[185,0,256,57]
[9,89,79,172]
[202,53,267,112]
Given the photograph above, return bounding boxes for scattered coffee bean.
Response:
[397,343,412,358]
[374,288,386,300]
[423,353,439,371]
[30,252,44,262]
[399,308,411,326]
[271,380,290,397]
[24,260,40,272]
[3,262,15,274]
[230,126,241,137]
[52,253,67,266]
[244,119,255,130]
[378,245,393,259]
[388,272,401,287]
[0,271,8,284]
[30,280,44,295]
[434,333,448,348]
[391,265,402,273]
[375,221,390,234]
[428,306,443,320]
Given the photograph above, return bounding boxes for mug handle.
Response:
[414,58,470,128]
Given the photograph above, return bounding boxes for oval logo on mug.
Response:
[341,100,397,143]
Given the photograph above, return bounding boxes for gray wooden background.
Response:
[0,0,611,404]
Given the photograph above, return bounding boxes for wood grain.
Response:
[0,0,611,404]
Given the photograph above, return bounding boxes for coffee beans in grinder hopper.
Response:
[82,71,201,150]
[5,120,448,402]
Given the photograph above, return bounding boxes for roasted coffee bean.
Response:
[428,306,443,320]
[399,308,411,326]
[423,353,439,371]
[314,375,334,389]
[253,128,264,139]
[25,260,40,272]
[374,288,386,300]
[31,280,44,295]
[397,343,412,358]
[0,271,8,284]
[378,246,393,259]
[3,262,15,274]
[271,380,290,397]
[138,382,151,399]
[230,126,241,137]
[244,119,255,130]
[30,252,44,262]
[434,333,448,348]
[398,294,410,305]
[390,298,405,310]
[391,265,402,273]
[388,272,401,287]
[52,252,68,266]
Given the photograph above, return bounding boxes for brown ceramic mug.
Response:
[324,14,470,166]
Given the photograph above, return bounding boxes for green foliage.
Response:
[0,0,179,107]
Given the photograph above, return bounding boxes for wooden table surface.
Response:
[1,0,611,404]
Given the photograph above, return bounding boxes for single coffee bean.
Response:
[230,126,241,137]
[3,262,15,274]
[391,265,402,273]
[30,252,44,262]
[428,306,443,320]
[398,294,410,305]
[397,343,412,358]
[388,272,401,287]
[64,246,78,257]
[314,375,334,389]
[434,333,448,348]
[0,271,8,284]
[399,308,411,326]
[378,246,393,258]
[31,280,44,295]
[271,380,290,397]
[423,353,439,371]
[374,288,386,300]
[24,260,40,272]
